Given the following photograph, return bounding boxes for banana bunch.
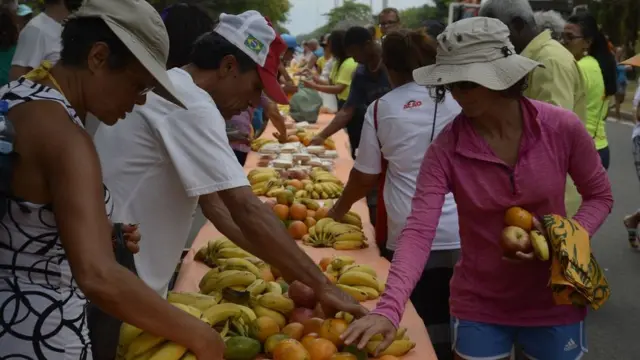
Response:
[309,168,344,186]
[330,263,385,303]
[247,168,283,196]
[117,303,207,360]
[304,218,368,250]
[250,138,277,152]
[365,328,415,357]
[194,237,255,267]
[249,292,295,328]
[296,181,344,200]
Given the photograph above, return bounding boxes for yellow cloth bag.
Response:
[544,214,610,310]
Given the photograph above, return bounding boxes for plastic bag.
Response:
[87,223,137,360]
[289,85,322,124]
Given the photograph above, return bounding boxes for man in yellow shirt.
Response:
[479,0,586,215]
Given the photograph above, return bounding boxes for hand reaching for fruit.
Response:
[341,313,396,356]
[309,135,326,146]
[316,282,369,320]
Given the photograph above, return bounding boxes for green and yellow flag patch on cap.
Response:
[244,34,265,54]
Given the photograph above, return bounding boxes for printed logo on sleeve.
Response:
[403,100,423,109]
[244,34,265,54]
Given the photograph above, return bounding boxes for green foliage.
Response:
[297,0,373,41]
[399,5,438,29]
[147,0,292,25]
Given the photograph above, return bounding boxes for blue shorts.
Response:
[452,317,587,360]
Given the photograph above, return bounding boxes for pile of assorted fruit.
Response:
[249,168,345,200]
[500,206,550,261]
[119,237,414,359]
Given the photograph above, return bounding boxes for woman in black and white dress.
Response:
[0,0,225,359]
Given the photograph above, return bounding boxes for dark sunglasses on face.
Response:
[445,81,479,91]
[562,33,583,42]
[380,20,399,27]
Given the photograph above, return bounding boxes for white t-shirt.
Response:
[12,13,62,69]
[94,68,249,297]
[354,82,461,251]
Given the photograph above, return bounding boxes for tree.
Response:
[400,5,438,29]
[147,0,292,26]
[323,0,372,30]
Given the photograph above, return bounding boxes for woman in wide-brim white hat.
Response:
[341,16,612,360]
[0,0,225,359]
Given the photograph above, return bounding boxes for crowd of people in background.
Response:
[0,0,638,359]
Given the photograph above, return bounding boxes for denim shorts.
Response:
[452,317,587,360]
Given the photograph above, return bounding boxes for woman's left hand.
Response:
[341,313,397,355]
[503,217,546,262]
[116,224,141,254]
[302,79,316,90]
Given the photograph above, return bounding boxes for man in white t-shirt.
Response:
[93,11,365,318]
[9,0,80,80]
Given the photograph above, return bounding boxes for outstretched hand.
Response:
[341,313,397,356]
[316,282,368,319]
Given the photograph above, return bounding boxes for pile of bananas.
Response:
[117,302,215,360]
[194,237,257,268]
[303,217,368,250]
[296,130,336,150]
[294,181,343,200]
[309,167,343,186]
[247,168,284,197]
[324,257,385,303]
[250,138,278,152]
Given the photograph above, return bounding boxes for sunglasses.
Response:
[445,81,479,91]
[379,20,399,27]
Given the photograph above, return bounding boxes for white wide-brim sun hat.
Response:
[70,0,186,109]
[413,17,543,91]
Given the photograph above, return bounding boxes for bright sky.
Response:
[286,0,436,35]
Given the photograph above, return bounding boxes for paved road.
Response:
[184,120,640,358]
[587,120,640,359]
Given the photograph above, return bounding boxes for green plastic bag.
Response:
[289,84,322,124]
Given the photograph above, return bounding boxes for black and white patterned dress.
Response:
[0,79,113,359]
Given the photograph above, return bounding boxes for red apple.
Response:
[501,226,532,256]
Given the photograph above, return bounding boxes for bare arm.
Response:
[314,106,355,141]
[19,103,220,357]
[305,81,346,95]
[216,186,327,290]
[331,169,379,220]
[307,54,318,70]
[265,100,287,141]
[278,63,294,84]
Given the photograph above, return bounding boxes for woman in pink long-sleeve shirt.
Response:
[343,17,613,360]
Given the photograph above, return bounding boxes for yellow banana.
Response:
[246,279,267,297]
[125,334,165,360]
[333,240,365,250]
[167,292,220,309]
[171,303,202,318]
[244,257,267,269]
[315,218,335,235]
[266,281,283,295]
[211,237,236,252]
[202,303,256,325]
[395,327,408,340]
[180,353,196,360]
[252,304,287,328]
[346,210,361,220]
[249,172,277,185]
[377,278,386,293]
[330,256,355,270]
[210,271,257,292]
[148,342,187,360]
[308,225,317,238]
[198,268,221,290]
[336,284,369,302]
[340,264,378,278]
[333,231,366,243]
[341,213,363,228]
[257,293,295,315]
[220,258,262,278]
[299,198,320,210]
[338,271,379,290]
[335,311,355,324]
[353,285,379,300]
[215,247,253,259]
[365,339,416,357]
[119,323,143,350]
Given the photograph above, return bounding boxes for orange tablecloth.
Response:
[174,114,436,360]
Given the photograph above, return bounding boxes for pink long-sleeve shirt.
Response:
[372,98,613,328]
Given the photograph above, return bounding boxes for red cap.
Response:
[259,19,289,105]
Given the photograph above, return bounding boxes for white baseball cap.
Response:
[214,11,289,104]
[413,17,542,91]
[70,0,186,109]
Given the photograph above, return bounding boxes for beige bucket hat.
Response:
[413,17,543,91]
[70,0,186,109]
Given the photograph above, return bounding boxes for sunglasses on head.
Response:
[445,81,480,91]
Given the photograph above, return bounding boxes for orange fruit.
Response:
[329,353,357,360]
[274,204,290,221]
[260,266,275,282]
[282,322,305,341]
[304,217,317,229]
[504,206,533,231]
[307,210,316,218]
[306,338,337,360]
[318,319,348,346]
[302,318,324,336]
[290,203,309,221]
[273,339,310,360]
[287,135,300,143]
[318,257,332,271]
[251,316,281,343]
[314,207,329,220]
[288,221,308,240]
[289,179,304,191]
[301,333,320,348]
[324,272,337,284]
